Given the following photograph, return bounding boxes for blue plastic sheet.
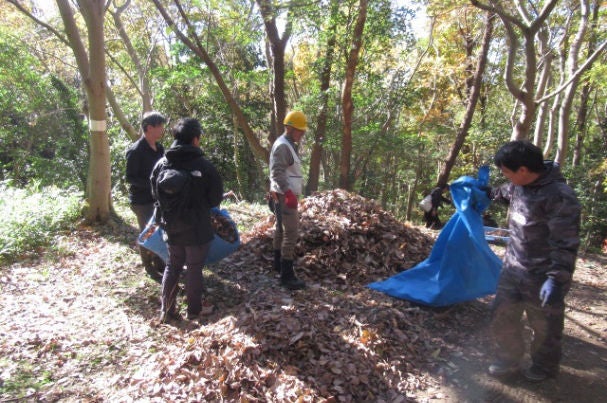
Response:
[137,207,240,265]
[368,166,502,306]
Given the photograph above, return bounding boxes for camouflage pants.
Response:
[491,268,570,376]
[272,194,298,261]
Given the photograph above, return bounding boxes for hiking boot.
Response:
[522,365,551,382]
[280,259,306,290]
[488,361,519,377]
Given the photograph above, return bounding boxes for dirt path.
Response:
[417,253,607,402]
[0,216,605,402]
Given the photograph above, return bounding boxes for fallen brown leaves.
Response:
[125,190,441,401]
[0,189,480,402]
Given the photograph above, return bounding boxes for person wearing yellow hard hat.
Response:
[268,111,308,290]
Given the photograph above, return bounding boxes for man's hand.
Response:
[479,186,493,200]
[540,277,561,307]
[284,189,298,209]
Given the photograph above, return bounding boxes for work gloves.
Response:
[284,189,298,209]
[479,186,493,200]
[539,277,561,307]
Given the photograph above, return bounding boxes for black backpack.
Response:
[154,167,197,234]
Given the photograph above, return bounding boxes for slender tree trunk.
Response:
[556,0,590,165]
[307,0,339,195]
[532,27,554,146]
[109,0,154,114]
[152,0,269,161]
[437,12,493,186]
[339,0,367,190]
[257,0,291,141]
[470,0,558,140]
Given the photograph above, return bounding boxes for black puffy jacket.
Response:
[493,162,580,283]
[151,142,223,246]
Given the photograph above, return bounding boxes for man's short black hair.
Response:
[141,111,167,132]
[494,140,545,173]
[172,117,202,145]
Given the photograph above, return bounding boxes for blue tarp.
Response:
[137,207,240,265]
[368,166,502,306]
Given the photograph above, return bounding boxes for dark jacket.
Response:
[493,161,580,283]
[430,187,450,209]
[126,137,164,205]
[150,142,223,246]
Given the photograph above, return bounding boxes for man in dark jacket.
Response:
[150,118,224,323]
[126,111,167,283]
[487,140,580,382]
[423,184,451,229]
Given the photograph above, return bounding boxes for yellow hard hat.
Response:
[283,110,308,131]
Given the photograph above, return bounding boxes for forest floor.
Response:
[1,197,606,402]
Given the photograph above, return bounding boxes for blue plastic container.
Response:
[138,208,240,265]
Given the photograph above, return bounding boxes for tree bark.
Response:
[306,0,339,195]
[58,0,111,223]
[339,0,367,190]
[470,0,559,140]
[152,0,269,162]
[555,0,589,165]
[256,0,291,141]
[437,12,494,187]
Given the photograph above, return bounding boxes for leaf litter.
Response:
[1,189,606,402]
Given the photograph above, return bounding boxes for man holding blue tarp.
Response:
[368,166,502,307]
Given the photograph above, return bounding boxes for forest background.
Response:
[0,0,606,263]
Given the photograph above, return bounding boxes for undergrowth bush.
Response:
[0,182,82,265]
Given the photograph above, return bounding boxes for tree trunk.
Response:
[307,0,339,195]
[256,0,290,140]
[573,0,600,166]
[152,0,269,162]
[470,0,559,140]
[339,0,367,190]
[555,0,589,165]
[437,12,493,187]
[57,0,111,223]
[109,0,154,116]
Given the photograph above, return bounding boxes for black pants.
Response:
[491,268,570,376]
[424,208,442,229]
[162,242,211,317]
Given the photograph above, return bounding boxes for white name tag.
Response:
[511,211,526,226]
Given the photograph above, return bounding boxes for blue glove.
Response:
[539,277,561,307]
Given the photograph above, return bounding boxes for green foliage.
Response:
[567,164,607,253]
[0,358,53,398]
[0,183,82,265]
[0,29,88,190]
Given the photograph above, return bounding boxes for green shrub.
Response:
[0,182,82,264]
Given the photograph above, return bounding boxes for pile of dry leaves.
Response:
[123,189,442,401]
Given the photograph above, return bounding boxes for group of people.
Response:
[127,110,580,383]
[125,110,309,323]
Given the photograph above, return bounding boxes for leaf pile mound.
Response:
[242,188,435,286]
[125,190,443,401]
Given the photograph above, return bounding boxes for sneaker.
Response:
[186,312,200,321]
[522,365,550,382]
[488,361,519,377]
[159,310,182,324]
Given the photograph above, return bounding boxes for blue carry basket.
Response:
[138,208,240,265]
